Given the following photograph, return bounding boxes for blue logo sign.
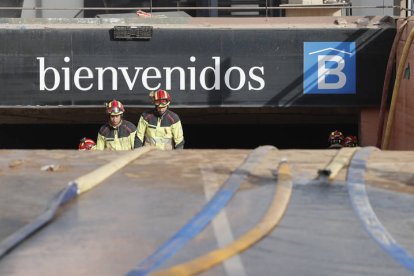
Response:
[304,42,356,94]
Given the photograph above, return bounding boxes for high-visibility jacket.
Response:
[135,109,184,150]
[96,120,138,150]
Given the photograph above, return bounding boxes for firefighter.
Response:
[328,130,344,149]
[135,89,184,150]
[96,99,138,150]
[78,137,96,150]
[343,135,358,147]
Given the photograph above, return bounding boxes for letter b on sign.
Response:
[303,42,356,94]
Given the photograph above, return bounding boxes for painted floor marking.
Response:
[201,166,247,276]
[127,146,275,276]
[154,160,292,276]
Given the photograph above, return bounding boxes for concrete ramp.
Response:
[0,149,413,275]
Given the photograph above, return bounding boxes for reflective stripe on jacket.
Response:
[96,120,137,150]
[135,109,184,150]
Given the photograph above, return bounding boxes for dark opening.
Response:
[184,124,358,149]
[0,123,358,149]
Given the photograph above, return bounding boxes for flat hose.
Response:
[154,160,292,276]
[317,147,358,182]
[0,147,154,259]
[127,146,276,276]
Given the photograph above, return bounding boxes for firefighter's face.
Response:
[156,105,168,114]
[109,114,121,126]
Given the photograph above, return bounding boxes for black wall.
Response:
[0,27,395,107]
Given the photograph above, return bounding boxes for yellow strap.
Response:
[75,147,154,194]
[319,147,358,181]
[153,161,293,276]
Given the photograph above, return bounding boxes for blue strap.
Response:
[127,146,275,276]
[347,147,414,273]
[0,182,78,259]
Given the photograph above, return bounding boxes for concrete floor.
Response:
[0,149,413,275]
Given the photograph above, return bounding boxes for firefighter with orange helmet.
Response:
[343,135,358,147]
[96,99,138,150]
[78,137,96,150]
[135,89,184,150]
[328,130,344,149]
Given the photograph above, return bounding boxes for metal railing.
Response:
[0,4,411,18]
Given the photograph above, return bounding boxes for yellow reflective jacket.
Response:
[96,120,138,151]
[135,109,184,150]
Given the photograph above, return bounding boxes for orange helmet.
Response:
[328,130,344,145]
[106,100,125,115]
[78,137,96,150]
[149,89,171,107]
[343,136,358,147]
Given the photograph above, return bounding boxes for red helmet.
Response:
[106,100,125,115]
[78,137,96,150]
[149,89,171,107]
[328,130,344,145]
[343,136,358,147]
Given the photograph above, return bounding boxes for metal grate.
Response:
[113,26,153,40]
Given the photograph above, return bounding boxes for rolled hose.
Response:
[382,21,414,149]
[376,20,407,148]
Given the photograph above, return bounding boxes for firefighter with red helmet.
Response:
[328,130,344,149]
[96,99,138,150]
[135,89,184,150]
[343,135,358,147]
[78,137,96,150]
